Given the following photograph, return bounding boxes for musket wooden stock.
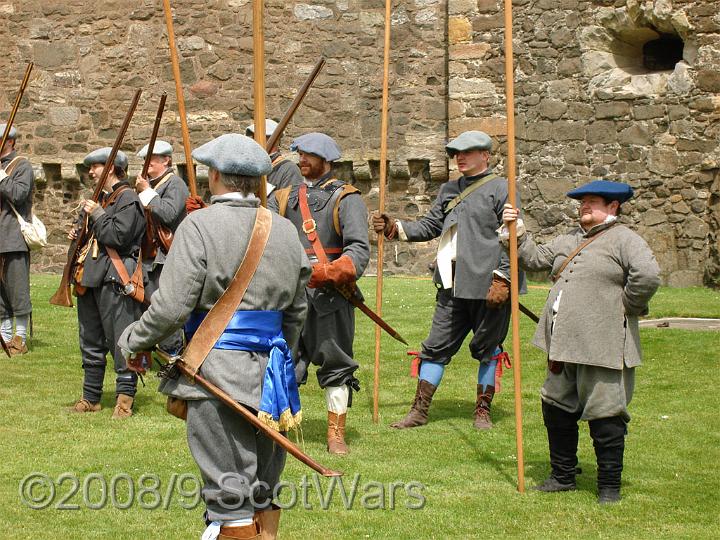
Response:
[0,63,33,152]
[265,57,325,153]
[50,89,143,307]
[155,350,342,478]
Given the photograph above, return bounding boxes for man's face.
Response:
[298,151,328,180]
[578,195,619,229]
[1,138,15,158]
[455,149,489,176]
[89,162,116,191]
[147,155,171,179]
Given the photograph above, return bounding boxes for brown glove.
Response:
[485,274,510,308]
[185,195,207,213]
[308,255,357,289]
[371,212,398,240]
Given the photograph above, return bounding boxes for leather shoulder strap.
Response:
[298,182,329,264]
[3,156,26,176]
[182,206,273,378]
[271,154,286,167]
[550,223,616,282]
[274,186,292,217]
[444,173,498,214]
[332,184,360,236]
[102,185,131,208]
[152,172,174,191]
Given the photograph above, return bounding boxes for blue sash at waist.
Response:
[184,310,302,431]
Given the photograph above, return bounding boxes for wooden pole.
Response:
[252,0,268,207]
[373,0,393,424]
[503,0,525,493]
[162,0,197,197]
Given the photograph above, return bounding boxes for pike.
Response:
[252,0,267,207]
[154,349,343,478]
[49,89,142,307]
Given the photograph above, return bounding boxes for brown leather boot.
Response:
[474,384,495,430]
[111,394,134,419]
[327,411,349,455]
[219,521,260,540]
[254,507,280,540]
[390,379,437,429]
[8,335,28,356]
[69,398,101,413]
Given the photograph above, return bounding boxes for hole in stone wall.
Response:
[642,34,684,72]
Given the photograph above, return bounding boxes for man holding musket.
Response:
[119,134,311,539]
[245,119,303,194]
[501,179,660,503]
[270,132,370,455]
[69,148,146,419]
[0,124,34,355]
[374,130,523,430]
[135,139,189,353]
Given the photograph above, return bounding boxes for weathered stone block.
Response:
[449,16,473,43]
[536,177,575,203]
[586,121,616,145]
[48,107,81,127]
[538,99,567,120]
[293,4,333,20]
[648,147,680,176]
[595,101,631,119]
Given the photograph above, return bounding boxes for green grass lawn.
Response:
[1,275,718,539]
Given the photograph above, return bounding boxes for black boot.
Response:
[534,401,581,492]
[590,416,626,504]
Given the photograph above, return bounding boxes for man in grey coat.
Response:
[0,124,34,355]
[374,131,523,430]
[269,132,370,455]
[135,140,189,354]
[119,134,311,539]
[501,179,661,503]
[246,119,303,194]
[69,148,146,419]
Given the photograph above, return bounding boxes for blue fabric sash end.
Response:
[185,310,302,431]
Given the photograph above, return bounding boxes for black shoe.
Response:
[533,477,576,492]
[598,487,621,504]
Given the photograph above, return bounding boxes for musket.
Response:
[140,93,167,179]
[0,63,33,153]
[265,57,325,153]
[154,349,343,478]
[337,283,408,345]
[50,89,142,307]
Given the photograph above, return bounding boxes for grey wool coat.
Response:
[400,170,524,299]
[142,170,189,268]
[0,152,34,253]
[119,196,312,408]
[514,221,661,370]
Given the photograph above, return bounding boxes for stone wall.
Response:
[1,0,718,285]
[448,0,719,287]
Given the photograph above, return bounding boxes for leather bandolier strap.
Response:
[181,206,273,379]
[550,222,616,282]
[298,182,331,265]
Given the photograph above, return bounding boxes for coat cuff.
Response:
[396,221,409,242]
[138,188,159,207]
[90,205,106,221]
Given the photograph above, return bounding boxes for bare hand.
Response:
[67,228,78,240]
[135,174,150,192]
[502,203,519,225]
[83,200,99,214]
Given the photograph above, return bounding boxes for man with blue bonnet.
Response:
[245,119,303,194]
[0,122,35,355]
[501,179,660,503]
[373,130,523,431]
[135,139,189,354]
[119,133,311,539]
[270,132,370,455]
[68,147,146,419]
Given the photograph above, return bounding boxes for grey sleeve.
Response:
[90,193,145,250]
[0,160,33,205]
[121,218,207,352]
[149,178,189,227]
[515,234,560,272]
[493,181,520,277]
[271,161,303,191]
[619,232,661,316]
[399,188,447,242]
[282,251,312,357]
[338,193,370,277]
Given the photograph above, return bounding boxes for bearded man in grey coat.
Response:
[119,134,311,539]
[501,179,660,504]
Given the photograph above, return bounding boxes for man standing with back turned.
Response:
[501,179,660,503]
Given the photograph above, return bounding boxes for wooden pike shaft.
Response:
[503,0,525,493]
[373,0,393,424]
[141,93,167,179]
[253,0,267,208]
[0,63,33,152]
[162,0,197,197]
